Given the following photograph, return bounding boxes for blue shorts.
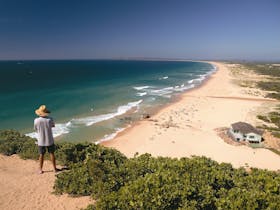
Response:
[38,144,55,155]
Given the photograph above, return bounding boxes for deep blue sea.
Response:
[0,60,215,143]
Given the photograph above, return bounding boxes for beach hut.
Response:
[228,122,263,143]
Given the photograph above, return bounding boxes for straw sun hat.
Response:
[35,105,51,117]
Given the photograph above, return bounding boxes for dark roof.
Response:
[231,122,263,135]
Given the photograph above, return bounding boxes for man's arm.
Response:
[34,119,38,132]
[50,118,55,127]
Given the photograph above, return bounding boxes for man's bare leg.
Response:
[39,154,44,174]
[50,153,57,172]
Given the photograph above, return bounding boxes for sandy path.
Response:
[0,154,92,210]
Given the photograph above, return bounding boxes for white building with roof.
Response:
[228,122,263,143]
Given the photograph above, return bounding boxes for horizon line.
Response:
[0,57,279,63]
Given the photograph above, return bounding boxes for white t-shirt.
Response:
[34,116,55,146]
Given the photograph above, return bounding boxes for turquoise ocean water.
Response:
[0,60,215,143]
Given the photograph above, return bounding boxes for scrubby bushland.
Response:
[0,130,27,155]
[0,130,126,166]
[244,63,280,78]
[54,145,127,197]
[54,152,280,210]
[242,63,280,137]
[91,156,280,210]
[1,130,280,210]
[243,63,280,100]
[257,108,280,138]
[0,130,38,159]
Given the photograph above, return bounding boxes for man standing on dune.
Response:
[34,105,60,174]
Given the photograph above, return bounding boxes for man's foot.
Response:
[38,170,44,174]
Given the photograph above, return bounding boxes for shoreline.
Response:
[102,61,280,171]
[24,60,215,142]
[97,61,217,144]
[100,61,218,142]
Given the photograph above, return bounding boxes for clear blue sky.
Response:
[0,0,279,61]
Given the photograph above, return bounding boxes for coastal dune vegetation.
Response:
[243,63,280,138]
[246,63,280,100]
[1,130,280,209]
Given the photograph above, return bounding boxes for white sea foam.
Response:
[66,121,72,127]
[174,84,195,92]
[160,87,173,91]
[71,100,143,126]
[25,123,70,139]
[210,63,217,71]
[188,79,194,84]
[96,126,129,144]
[133,86,150,90]
[52,124,71,137]
[159,76,168,80]
[192,75,206,84]
[136,92,147,97]
[189,84,195,88]
[162,95,172,98]
[25,132,37,139]
[190,68,215,86]
[150,87,174,96]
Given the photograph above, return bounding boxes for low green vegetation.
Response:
[1,130,280,209]
[0,130,38,159]
[239,63,280,139]
[245,64,280,78]
[243,63,280,100]
[257,108,280,138]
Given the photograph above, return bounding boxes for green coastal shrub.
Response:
[243,63,280,100]
[96,170,195,210]
[54,162,94,195]
[55,141,127,166]
[0,130,126,166]
[89,156,280,210]
[54,145,127,197]
[257,109,280,139]
[0,130,36,156]
[19,139,38,159]
[54,142,91,166]
[91,161,280,210]
[245,63,280,78]
[257,81,280,93]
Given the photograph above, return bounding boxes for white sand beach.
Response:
[103,62,280,170]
